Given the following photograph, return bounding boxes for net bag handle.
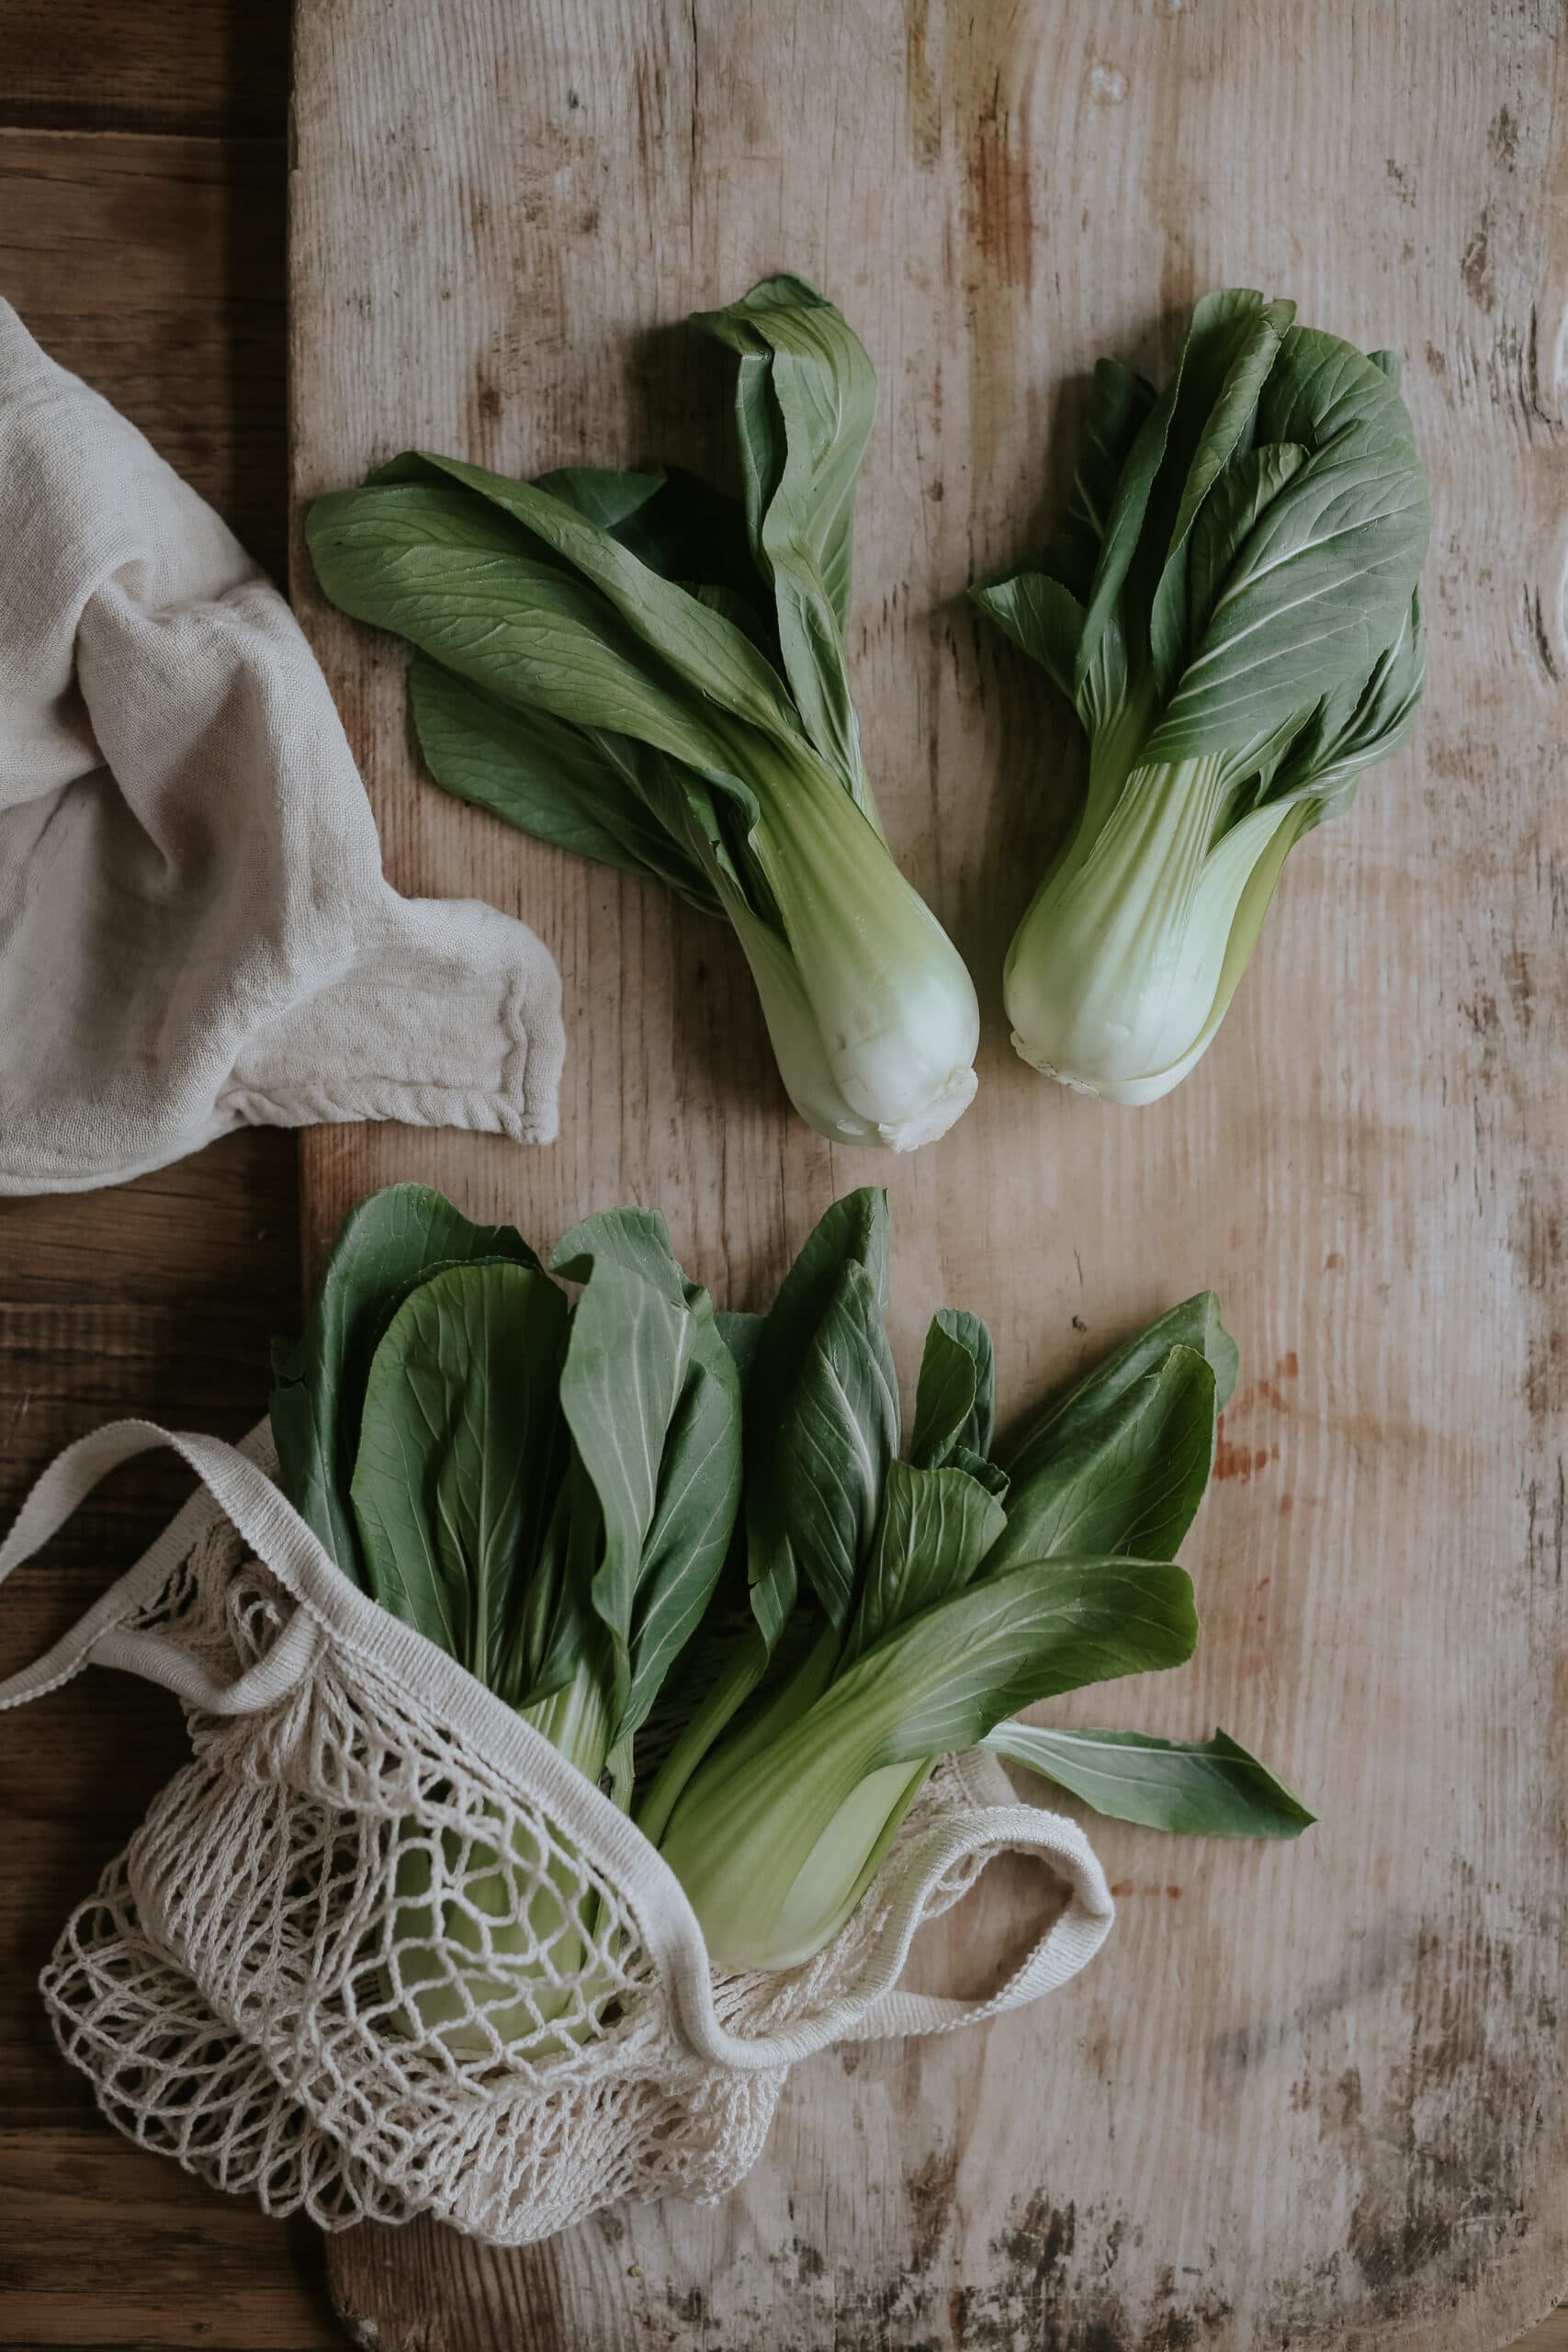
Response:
[0,1419,325,1716]
[835,1804,1113,2042]
[668,1801,1114,2066]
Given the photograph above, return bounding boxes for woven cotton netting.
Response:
[39,1503,1033,2245]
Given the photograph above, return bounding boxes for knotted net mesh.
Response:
[40,1507,1033,2245]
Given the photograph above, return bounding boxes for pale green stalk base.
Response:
[707,724,981,1151]
[378,1667,615,2064]
[755,1759,932,1969]
[728,888,978,1151]
[659,1650,939,1972]
[1005,755,1310,1105]
[637,1621,840,1852]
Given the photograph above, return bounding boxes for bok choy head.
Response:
[306,275,980,1152]
[973,289,1429,1105]
[646,1190,1313,1973]
[269,1183,748,2057]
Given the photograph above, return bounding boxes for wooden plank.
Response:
[0,1145,300,1920]
[0,0,291,137]
[0,24,321,2337]
[0,130,288,577]
[0,1143,323,2348]
[0,1136,300,1573]
[284,1,1566,2346]
[0,2128,338,2348]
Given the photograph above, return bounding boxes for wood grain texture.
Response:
[1,0,291,137]
[0,129,288,576]
[0,1145,335,2352]
[0,2132,333,2349]
[0,10,328,2344]
[282,0,1566,2346]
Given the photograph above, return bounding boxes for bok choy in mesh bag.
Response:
[306,276,980,1152]
[1,1178,1312,2244]
[274,1182,1311,1989]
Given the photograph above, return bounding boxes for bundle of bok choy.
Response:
[974,288,1429,1104]
[269,1182,744,2052]
[306,275,979,1152]
[642,1189,1311,1969]
[274,1182,1310,1999]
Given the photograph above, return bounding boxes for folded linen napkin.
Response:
[0,300,564,1193]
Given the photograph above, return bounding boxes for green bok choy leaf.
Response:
[306,276,979,1152]
[974,289,1429,1104]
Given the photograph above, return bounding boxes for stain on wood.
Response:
[278,0,1562,2344]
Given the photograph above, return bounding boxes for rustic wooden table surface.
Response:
[0,5,1563,2349]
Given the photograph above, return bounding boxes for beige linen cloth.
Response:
[0,301,564,1193]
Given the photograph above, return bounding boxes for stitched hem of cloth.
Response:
[0,961,564,1193]
[220,940,566,1145]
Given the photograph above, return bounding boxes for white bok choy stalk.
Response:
[306,276,979,1151]
[643,1190,1313,1973]
[973,288,1429,1104]
[270,1184,743,2057]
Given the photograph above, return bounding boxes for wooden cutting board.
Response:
[288,4,1568,2344]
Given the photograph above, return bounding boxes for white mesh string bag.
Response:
[0,1419,1115,2246]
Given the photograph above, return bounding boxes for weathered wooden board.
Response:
[0,17,332,2335]
[288,2,1568,2344]
[2,1,290,137]
[0,126,288,576]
